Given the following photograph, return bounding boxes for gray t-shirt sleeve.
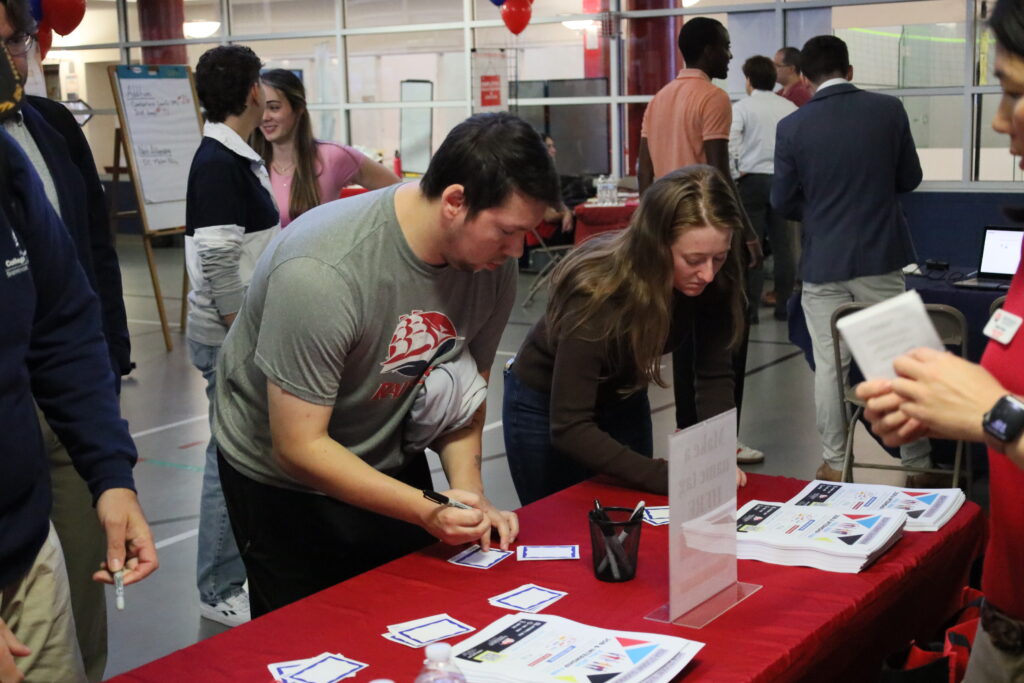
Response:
[253,257,358,405]
[468,262,516,373]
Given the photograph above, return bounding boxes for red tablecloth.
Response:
[110,474,984,682]
[573,201,638,244]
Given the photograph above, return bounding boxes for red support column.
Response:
[138,0,187,65]
[624,0,677,173]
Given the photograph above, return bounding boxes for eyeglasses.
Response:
[3,33,35,58]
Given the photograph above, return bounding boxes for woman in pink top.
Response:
[251,69,400,227]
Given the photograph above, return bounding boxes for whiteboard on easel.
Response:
[108,64,202,232]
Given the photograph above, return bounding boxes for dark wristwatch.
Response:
[982,395,1024,452]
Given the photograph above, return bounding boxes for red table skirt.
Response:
[110,473,984,682]
[574,201,639,245]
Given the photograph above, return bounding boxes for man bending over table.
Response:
[213,112,562,616]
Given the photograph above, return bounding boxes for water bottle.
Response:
[413,642,467,683]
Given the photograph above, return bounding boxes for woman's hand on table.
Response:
[474,494,519,552]
[736,467,747,487]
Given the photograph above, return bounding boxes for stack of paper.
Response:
[736,500,906,573]
[488,584,566,613]
[451,613,703,683]
[382,613,475,648]
[786,480,965,531]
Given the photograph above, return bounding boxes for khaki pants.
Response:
[0,524,87,683]
[37,409,107,682]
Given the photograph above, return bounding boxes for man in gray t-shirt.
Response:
[213,113,562,616]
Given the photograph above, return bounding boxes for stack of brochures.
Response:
[785,480,966,532]
[735,500,906,573]
[451,613,704,683]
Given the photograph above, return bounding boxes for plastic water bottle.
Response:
[413,643,467,683]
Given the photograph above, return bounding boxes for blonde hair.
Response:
[547,165,746,392]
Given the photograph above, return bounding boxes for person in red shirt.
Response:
[774,47,812,107]
[857,2,1024,678]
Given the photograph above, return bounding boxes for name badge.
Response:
[983,308,1023,345]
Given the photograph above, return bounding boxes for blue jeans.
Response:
[502,366,653,506]
[188,339,246,605]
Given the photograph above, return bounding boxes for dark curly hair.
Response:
[195,45,262,123]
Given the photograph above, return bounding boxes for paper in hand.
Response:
[835,290,945,380]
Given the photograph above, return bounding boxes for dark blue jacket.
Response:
[21,96,131,381]
[0,131,137,588]
[771,83,922,284]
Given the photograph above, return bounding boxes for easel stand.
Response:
[109,128,188,352]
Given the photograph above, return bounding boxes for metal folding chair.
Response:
[832,302,970,489]
[522,227,573,307]
[990,294,1008,317]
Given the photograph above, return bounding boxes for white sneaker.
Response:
[737,442,765,464]
[200,591,251,627]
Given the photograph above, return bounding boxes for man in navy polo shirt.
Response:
[185,44,278,627]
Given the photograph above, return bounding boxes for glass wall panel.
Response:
[512,103,610,176]
[308,108,343,147]
[347,0,463,29]
[348,106,467,171]
[248,38,341,105]
[475,21,608,95]
[230,0,336,36]
[127,0,222,44]
[902,95,964,181]
[54,0,120,45]
[976,93,1023,181]
[833,1,965,89]
[473,0,594,22]
[347,30,466,103]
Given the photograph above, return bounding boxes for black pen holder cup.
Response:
[588,507,642,582]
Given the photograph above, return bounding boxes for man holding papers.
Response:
[213,113,561,616]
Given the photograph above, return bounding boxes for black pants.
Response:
[737,173,795,319]
[218,450,435,617]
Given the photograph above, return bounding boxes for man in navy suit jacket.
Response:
[771,35,935,485]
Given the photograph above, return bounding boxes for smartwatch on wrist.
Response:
[982,395,1024,453]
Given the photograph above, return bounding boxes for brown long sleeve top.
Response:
[511,284,736,495]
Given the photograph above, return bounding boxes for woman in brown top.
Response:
[503,165,748,505]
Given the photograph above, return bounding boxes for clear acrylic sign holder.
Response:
[646,409,761,628]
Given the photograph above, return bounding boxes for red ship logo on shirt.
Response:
[379,310,458,377]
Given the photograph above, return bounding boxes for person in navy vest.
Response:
[771,35,937,486]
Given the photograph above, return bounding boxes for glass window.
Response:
[833,1,965,89]
[230,0,336,36]
[127,0,223,44]
[514,102,611,175]
[976,93,1022,181]
[346,0,463,29]
[308,108,342,145]
[475,21,610,96]
[249,38,341,105]
[348,106,467,172]
[347,30,466,103]
[473,0,589,22]
[902,96,964,181]
[53,0,119,46]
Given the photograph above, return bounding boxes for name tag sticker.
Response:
[983,308,1023,345]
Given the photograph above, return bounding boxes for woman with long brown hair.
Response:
[251,69,399,227]
[503,165,747,505]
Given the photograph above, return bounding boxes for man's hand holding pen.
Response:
[421,489,519,552]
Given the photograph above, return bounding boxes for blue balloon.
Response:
[490,0,506,5]
[29,0,43,22]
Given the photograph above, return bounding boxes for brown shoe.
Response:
[905,471,953,489]
[761,291,777,308]
[815,462,844,482]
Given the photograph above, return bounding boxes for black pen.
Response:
[422,489,473,510]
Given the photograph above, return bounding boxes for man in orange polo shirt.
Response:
[637,17,764,466]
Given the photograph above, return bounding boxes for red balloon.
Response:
[501,0,531,35]
[42,0,87,36]
[36,19,53,59]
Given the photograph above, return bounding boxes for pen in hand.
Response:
[422,489,473,511]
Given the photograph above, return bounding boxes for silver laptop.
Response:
[953,227,1023,290]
